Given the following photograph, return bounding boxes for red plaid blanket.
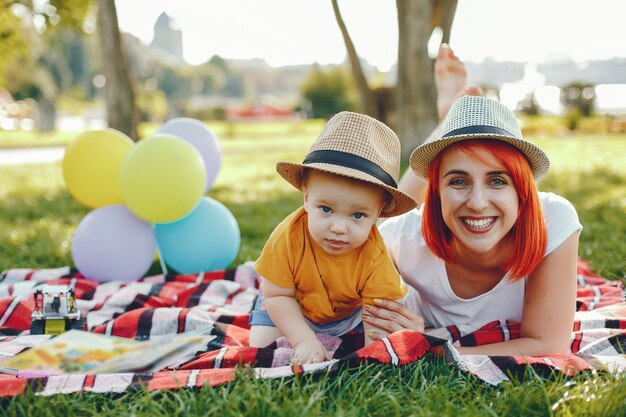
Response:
[0,258,624,396]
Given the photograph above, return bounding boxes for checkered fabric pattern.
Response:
[309,111,401,176]
[0,257,624,397]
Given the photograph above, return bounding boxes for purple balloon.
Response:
[72,205,157,282]
[156,118,222,192]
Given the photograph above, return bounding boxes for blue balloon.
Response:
[154,197,240,273]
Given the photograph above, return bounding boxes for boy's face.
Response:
[303,170,386,256]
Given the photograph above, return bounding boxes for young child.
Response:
[248,111,417,364]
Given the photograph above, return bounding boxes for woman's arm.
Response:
[261,278,330,363]
[397,169,428,207]
[397,121,444,206]
[365,232,580,356]
[456,231,580,356]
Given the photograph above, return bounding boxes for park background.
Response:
[1,0,625,415]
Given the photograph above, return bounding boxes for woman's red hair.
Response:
[422,139,547,280]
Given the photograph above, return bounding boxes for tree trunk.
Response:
[396,0,438,160]
[330,0,378,119]
[96,0,139,141]
[432,0,458,43]
[36,97,56,132]
[331,0,457,159]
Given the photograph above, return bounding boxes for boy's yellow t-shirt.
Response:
[255,207,407,325]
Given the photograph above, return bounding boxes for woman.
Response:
[363,79,582,355]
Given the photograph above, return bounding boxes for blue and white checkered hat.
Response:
[410,95,550,180]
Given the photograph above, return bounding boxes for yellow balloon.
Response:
[121,135,207,224]
[63,129,134,208]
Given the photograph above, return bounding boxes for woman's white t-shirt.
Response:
[379,192,582,328]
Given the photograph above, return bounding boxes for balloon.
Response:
[62,129,134,208]
[72,205,156,282]
[156,118,222,192]
[120,134,206,224]
[154,197,240,274]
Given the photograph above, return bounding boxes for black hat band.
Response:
[302,150,397,188]
[443,125,515,138]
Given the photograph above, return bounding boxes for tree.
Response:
[0,0,90,131]
[330,0,376,118]
[518,92,541,116]
[332,0,458,159]
[301,64,354,118]
[0,6,28,87]
[96,0,138,140]
[1,0,138,139]
[560,82,595,131]
[561,82,595,117]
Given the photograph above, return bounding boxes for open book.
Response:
[0,329,215,376]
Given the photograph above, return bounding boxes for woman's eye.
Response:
[352,212,365,220]
[450,178,466,186]
[490,177,507,186]
[320,206,332,213]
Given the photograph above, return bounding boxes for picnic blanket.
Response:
[0,257,624,397]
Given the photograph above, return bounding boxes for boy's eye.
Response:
[352,212,365,220]
[320,206,332,213]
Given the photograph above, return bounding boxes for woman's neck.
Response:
[445,237,514,299]
[450,236,513,273]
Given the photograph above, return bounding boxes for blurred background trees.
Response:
[300,65,354,119]
[561,82,596,130]
[1,0,623,147]
[1,0,93,132]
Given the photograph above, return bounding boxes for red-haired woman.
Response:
[364,92,582,356]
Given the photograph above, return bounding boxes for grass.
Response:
[0,119,327,149]
[534,133,626,280]
[0,130,79,149]
[3,362,626,416]
[1,127,625,414]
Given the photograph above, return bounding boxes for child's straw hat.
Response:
[277,111,417,217]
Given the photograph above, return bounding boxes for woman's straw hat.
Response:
[409,95,550,180]
[276,111,417,217]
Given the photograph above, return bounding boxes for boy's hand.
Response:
[293,338,331,364]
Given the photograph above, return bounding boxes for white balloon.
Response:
[157,118,222,192]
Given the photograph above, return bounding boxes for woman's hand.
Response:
[362,299,425,340]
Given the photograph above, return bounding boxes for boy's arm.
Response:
[261,278,330,363]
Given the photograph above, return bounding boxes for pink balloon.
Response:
[156,118,222,192]
[72,205,156,282]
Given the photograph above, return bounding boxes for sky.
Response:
[115,0,626,71]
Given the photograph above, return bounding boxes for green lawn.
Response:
[1,129,625,415]
[0,119,327,149]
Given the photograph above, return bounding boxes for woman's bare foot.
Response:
[434,44,482,120]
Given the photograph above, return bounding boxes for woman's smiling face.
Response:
[438,145,519,258]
